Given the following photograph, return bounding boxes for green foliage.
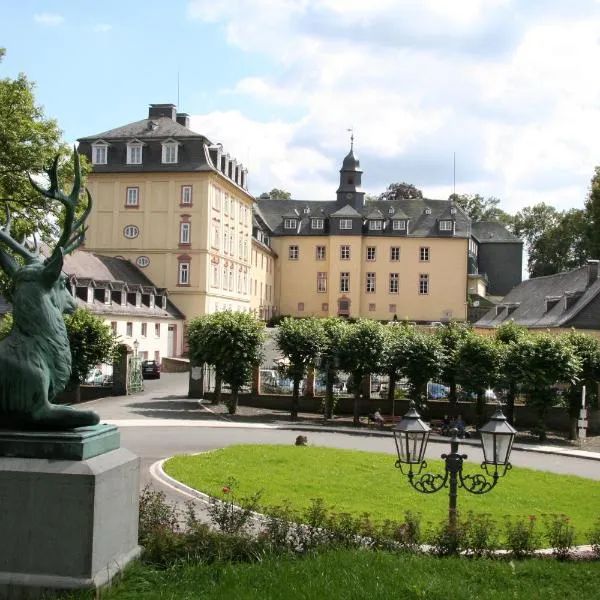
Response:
[435,321,474,403]
[544,514,576,560]
[449,193,512,224]
[377,181,423,200]
[258,188,292,200]
[584,165,600,260]
[588,518,600,558]
[0,312,12,340]
[504,515,541,558]
[494,320,528,344]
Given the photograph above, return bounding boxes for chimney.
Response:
[176,112,190,128]
[587,259,599,286]
[148,103,176,120]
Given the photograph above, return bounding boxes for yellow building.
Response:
[77,104,255,323]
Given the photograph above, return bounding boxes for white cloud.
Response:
[33,13,64,26]
[93,24,112,33]
[187,1,600,212]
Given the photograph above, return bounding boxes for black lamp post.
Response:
[393,404,517,528]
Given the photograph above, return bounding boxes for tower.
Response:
[336,131,365,210]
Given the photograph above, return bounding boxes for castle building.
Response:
[78,104,520,326]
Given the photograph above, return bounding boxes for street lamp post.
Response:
[393,404,517,528]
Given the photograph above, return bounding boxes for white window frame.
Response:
[316,245,326,260]
[91,142,108,165]
[178,262,190,285]
[284,218,297,229]
[339,219,352,230]
[126,143,143,165]
[212,264,219,287]
[126,187,139,207]
[366,246,376,261]
[289,245,299,260]
[390,247,400,261]
[366,272,376,293]
[369,220,383,231]
[340,245,351,260]
[439,220,453,231]
[340,272,350,293]
[162,141,179,164]
[392,220,406,231]
[311,218,324,229]
[317,272,327,293]
[180,222,190,244]
[181,185,192,205]
[389,273,399,294]
[419,273,429,295]
[420,247,430,262]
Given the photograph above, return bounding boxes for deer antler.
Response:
[0,200,39,275]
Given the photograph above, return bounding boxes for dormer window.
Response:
[284,218,297,229]
[450,207,457,215]
[388,207,395,215]
[126,140,143,165]
[161,140,179,164]
[424,207,432,215]
[339,219,352,230]
[311,218,324,229]
[303,206,310,215]
[368,220,383,231]
[104,289,110,305]
[393,220,406,231]
[91,141,108,165]
[439,220,453,231]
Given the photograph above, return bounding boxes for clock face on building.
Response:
[346,192,353,200]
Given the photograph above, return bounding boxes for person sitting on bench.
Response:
[369,408,385,429]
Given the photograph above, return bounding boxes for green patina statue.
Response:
[0,152,100,430]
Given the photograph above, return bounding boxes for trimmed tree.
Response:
[381,323,411,402]
[338,319,386,426]
[276,317,325,420]
[435,321,474,404]
[186,314,214,399]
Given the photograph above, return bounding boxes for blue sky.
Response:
[3,0,600,213]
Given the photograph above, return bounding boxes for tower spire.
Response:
[347,128,354,151]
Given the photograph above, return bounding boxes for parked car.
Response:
[142,360,161,379]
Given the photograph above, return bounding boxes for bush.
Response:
[207,478,262,534]
[138,485,179,545]
[587,517,600,558]
[545,514,576,560]
[504,515,540,558]
[463,512,499,557]
[428,518,468,556]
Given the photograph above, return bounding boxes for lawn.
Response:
[164,445,600,541]
[72,549,600,600]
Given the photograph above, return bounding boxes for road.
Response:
[80,372,600,507]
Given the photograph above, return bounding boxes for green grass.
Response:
[164,445,600,540]
[73,549,600,600]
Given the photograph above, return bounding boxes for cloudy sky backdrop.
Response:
[3,0,600,213]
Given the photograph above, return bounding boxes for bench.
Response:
[362,414,402,428]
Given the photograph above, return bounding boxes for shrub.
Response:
[545,514,576,560]
[138,485,179,545]
[207,478,262,534]
[504,515,540,558]
[463,512,499,557]
[428,518,468,557]
[587,517,600,558]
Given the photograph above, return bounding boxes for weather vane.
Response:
[347,127,354,150]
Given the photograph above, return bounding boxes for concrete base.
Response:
[0,448,141,599]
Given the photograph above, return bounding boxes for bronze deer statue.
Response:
[0,152,100,430]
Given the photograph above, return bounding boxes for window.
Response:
[141,322,148,337]
[419,273,429,295]
[420,247,430,262]
[389,304,397,313]
[244,237,249,260]
[317,272,327,293]
[126,187,139,207]
[393,220,406,231]
[368,303,376,312]
[284,218,297,229]
[321,303,329,312]
[369,220,383,231]
[178,262,190,285]
[212,264,219,287]
[366,272,376,293]
[311,218,324,229]
[229,232,235,255]
[390,247,400,261]
[223,230,229,254]
[340,272,350,293]
[155,323,161,337]
[212,185,222,210]
[92,142,107,165]
[340,245,350,260]
[123,225,139,239]
[126,322,133,337]
[212,224,220,248]
[110,321,117,334]
[162,141,179,164]
[229,268,234,291]
[366,246,376,261]
[136,256,150,268]
[289,245,299,260]
[127,143,142,165]
[339,219,352,230]
[389,273,399,294]
[439,220,453,231]
[316,245,326,260]
[180,222,190,245]
[181,185,193,205]
[298,302,305,312]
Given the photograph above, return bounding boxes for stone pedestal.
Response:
[0,444,140,599]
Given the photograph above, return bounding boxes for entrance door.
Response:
[168,324,176,357]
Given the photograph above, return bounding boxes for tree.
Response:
[259,188,291,200]
[186,314,214,400]
[448,193,511,224]
[63,308,118,387]
[338,319,385,426]
[561,331,600,440]
[378,182,423,201]
[381,323,410,402]
[0,312,12,340]
[584,166,600,260]
[435,321,474,404]
[315,317,349,420]
[455,335,501,427]
[276,317,325,420]
[0,49,89,297]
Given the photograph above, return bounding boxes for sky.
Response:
[2,0,600,214]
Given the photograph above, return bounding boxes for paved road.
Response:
[81,372,600,508]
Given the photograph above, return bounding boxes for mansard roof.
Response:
[79,117,206,142]
[471,221,521,244]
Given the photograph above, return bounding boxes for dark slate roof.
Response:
[78,117,208,142]
[63,251,185,320]
[475,263,600,328]
[256,198,474,238]
[471,221,521,243]
[0,295,11,315]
